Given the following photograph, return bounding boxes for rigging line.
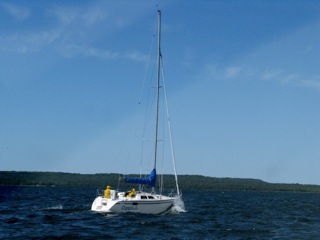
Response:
[160,55,181,197]
[140,72,155,178]
[135,17,158,180]
[160,83,167,195]
[138,15,158,105]
[139,17,159,179]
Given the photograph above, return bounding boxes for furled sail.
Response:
[124,169,156,187]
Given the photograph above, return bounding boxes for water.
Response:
[1,186,319,239]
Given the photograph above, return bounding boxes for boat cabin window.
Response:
[148,196,155,199]
[141,196,147,199]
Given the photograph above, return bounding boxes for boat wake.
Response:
[169,197,186,214]
[47,205,64,210]
[38,204,64,211]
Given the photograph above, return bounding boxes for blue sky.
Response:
[1,1,319,184]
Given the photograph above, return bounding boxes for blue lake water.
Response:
[1,186,319,239]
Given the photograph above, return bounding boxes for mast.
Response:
[152,10,161,193]
[153,10,161,170]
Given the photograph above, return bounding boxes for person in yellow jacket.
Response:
[127,188,135,197]
[104,185,111,199]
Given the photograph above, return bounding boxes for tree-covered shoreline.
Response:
[1,171,319,193]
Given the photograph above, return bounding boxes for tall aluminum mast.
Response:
[153,10,161,170]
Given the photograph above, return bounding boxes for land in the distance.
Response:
[1,171,319,192]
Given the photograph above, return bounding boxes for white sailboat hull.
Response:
[91,192,175,214]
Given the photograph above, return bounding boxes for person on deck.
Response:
[104,185,111,199]
[127,188,135,197]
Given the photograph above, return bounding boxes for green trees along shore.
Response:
[1,171,319,192]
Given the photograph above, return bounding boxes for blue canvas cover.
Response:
[124,169,156,187]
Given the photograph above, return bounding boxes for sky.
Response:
[1,0,319,185]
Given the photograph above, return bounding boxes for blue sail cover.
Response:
[124,169,156,187]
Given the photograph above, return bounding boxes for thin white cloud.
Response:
[0,30,146,63]
[204,20,320,91]
[1,2,30,21]
[0,30,62,53]
[203,64,320,91]
[125,51,148,62]
[47,3,129,29]
[1,2,153,64]
[49,5,107,26]
[225,67,242,78]
[259,68,320,91]
[83,6,108,26]
[49,6,79,25]
[62,44,119,59]
[299,78,320,90]
[260,70,282,80]
[280,73,300,86]
[62,44,147,62]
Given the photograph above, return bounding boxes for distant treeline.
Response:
[0,171,319,192]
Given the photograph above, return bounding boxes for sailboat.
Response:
[91,10,181,214]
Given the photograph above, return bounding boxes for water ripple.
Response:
[1,187,319,239]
